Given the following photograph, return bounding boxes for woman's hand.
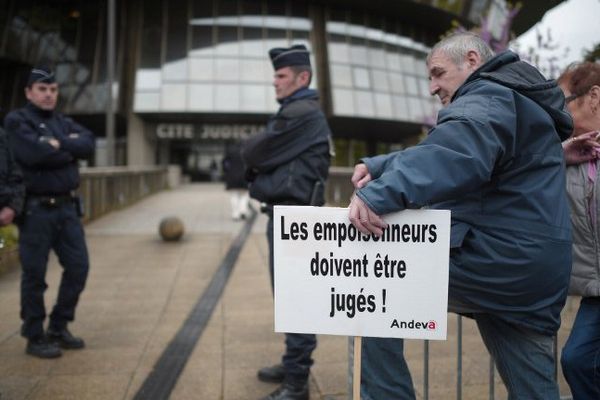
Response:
[563,131,600,165]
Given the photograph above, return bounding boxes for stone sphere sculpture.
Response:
[159,216,184,242]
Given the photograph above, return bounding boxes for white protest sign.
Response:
[274,206,450,340]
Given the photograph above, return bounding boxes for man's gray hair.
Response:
[426,32,495,66]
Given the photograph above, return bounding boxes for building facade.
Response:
[0,0,562,180]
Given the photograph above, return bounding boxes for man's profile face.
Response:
[428,50,476,107]
[25,82,59,111]
[273,67,307,100]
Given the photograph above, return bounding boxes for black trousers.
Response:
[267,213,317,384]
[18,201,89,339]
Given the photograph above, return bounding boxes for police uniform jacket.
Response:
[356,51,573,335]
[242,88,331,206]
[0,127,25,214]
[4,103,95,196]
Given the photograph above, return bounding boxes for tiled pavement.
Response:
[0,183,576,399]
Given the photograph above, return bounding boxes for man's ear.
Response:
[589,85,600,104]
[589,85,600,114]
[298,70,310,86]
[465,50,482,70]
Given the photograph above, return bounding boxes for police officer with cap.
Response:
[242,45,332,400]
[4,66,95,358]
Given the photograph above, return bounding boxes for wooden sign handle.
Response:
[353,336,362,400]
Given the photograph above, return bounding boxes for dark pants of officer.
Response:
[267,212,317,385]
[18,198,89,339]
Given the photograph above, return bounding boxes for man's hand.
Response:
[48,138,60,149]
[0,206,16,226]
[563,131,600,165]
[351,163,372,189]
[348,193,387,236]
[40,136,61,149]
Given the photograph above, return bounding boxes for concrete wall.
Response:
[0,166,174,275]
[78,166,171,222]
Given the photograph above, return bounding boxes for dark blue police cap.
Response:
[269,44,311,70]
[27,66,56,86]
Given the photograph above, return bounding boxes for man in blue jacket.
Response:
[4,66,95,359]
[242,45,331,400]
[349,33,573,399]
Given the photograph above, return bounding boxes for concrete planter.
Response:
[0,247,19,276]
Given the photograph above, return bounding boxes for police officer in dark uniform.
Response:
[4,66,95,359]
[242,45,332,400]
[0,126,24,228]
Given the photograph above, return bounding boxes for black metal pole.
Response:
[106,0,116,165]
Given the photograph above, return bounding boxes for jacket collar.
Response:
[452,50,573,141]
[25,102,54,119]
[278,87,318,106]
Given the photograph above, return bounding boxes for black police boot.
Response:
[47,327,85,349]
[260,382,309,400]
[258,363,286,383]
[26,336,62,359]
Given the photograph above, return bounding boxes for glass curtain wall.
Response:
[134,0,315,113]
[326,9,441,124]
[0,0,116,114]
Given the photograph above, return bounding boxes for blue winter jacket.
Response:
[357,51,573,335]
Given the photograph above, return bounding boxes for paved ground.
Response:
[0,183,577,399]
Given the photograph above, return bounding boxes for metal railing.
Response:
[348,299,578,399]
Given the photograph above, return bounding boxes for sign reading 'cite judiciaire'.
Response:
[155,123,265,140]
[274,206,450,340]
